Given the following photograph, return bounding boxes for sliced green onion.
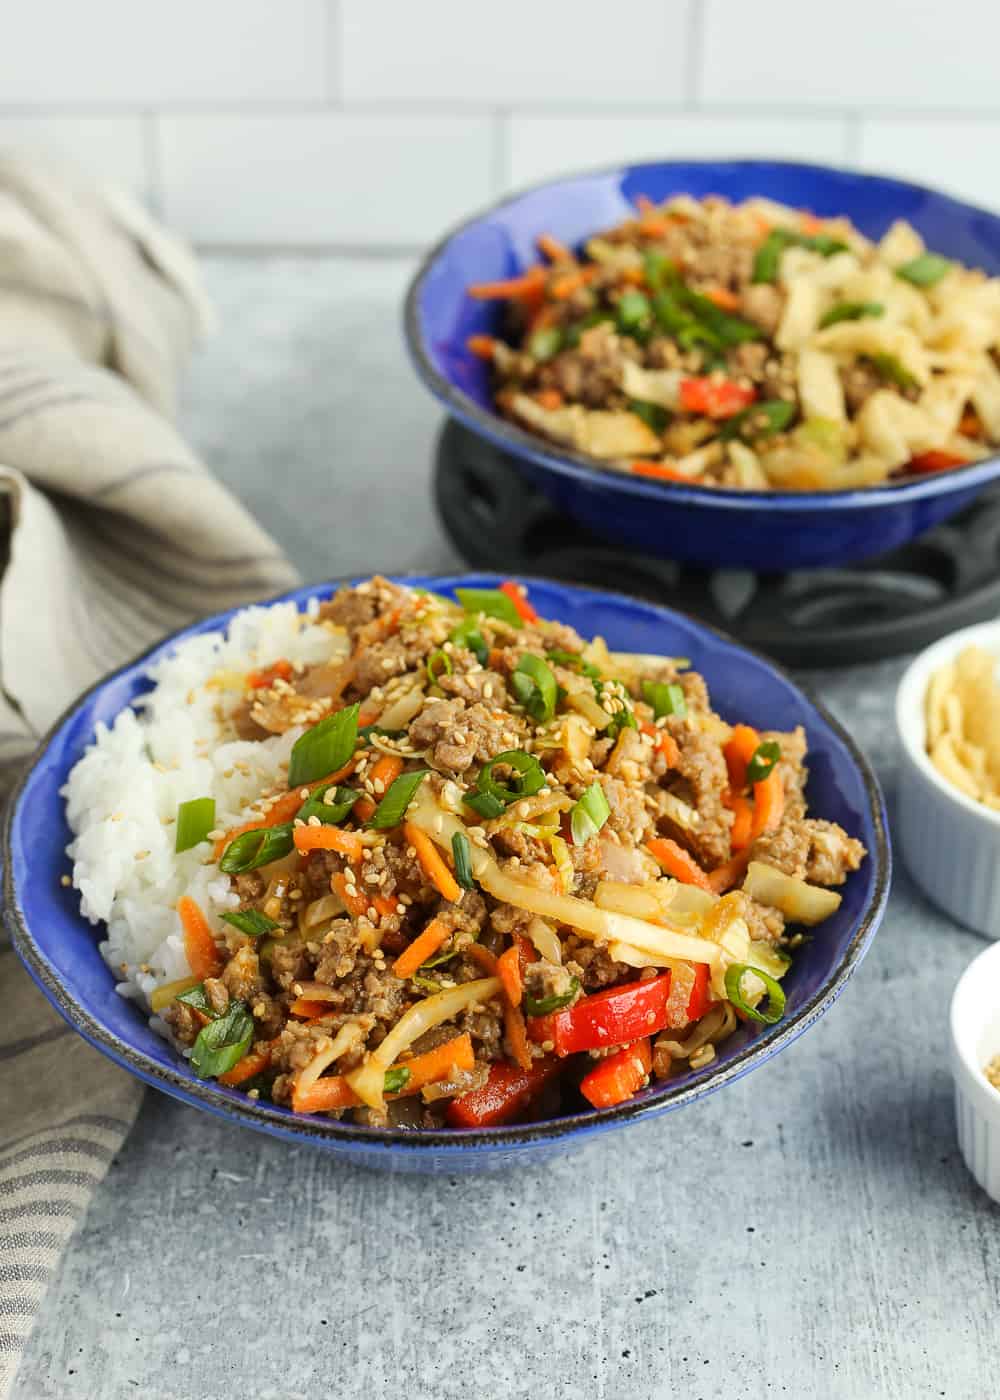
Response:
[676,286,760,347]
[896,253,951,288]
[383,1066,412,1094]
[296,782,358,826]
[528,326,563,362]
[175,797,216,853]
[448,619,490,665]
[359,724,406,745]
[746,739,781,786]
[652,288,722,353]
[547,648,601,681]
[617,289,652,333]
[463,792,507,820]
[724,963,786,1025]
[569,782,611,847]
[452,831,475,889]
[629,398,669,433]
[818,300,884,329]
[752,229,848,284]
[720,399,796,442]
[524,977,580,1017]
[369,769,429,829]
[867,352,919,391]
[420,940,460,970]
[642,249,676,290]
[512,653,558,724]
[470,750,546,812]
[287,702,359,788]
[641,679,687,720]
[426,649,454,685]
[220,909,279,937]
[455,587,523,629]
[191,1000,254,1079]
[412,975,442,993]
[218,823,294,875]
[175,982,213,1015]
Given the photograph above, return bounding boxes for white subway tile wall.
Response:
[0,0,996,247]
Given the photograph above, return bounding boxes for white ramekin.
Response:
[895,619,1000,938]
[950,939,1000,1202]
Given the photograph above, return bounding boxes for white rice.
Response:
[62,597,341,1018]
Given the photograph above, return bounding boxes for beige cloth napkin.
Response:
[0,156,297,1397]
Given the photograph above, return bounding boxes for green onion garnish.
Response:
[175,797,216,853]
[463,792,507,820]
[547,648,601,681]
[746,739,781,786]
[220,909,279,937]
[426,648,454,685]
[896,253,951,288]
[752,228,849,284]
[642,249,675,289]
[628,398,669,433]
[676,286,760,347]
[524,977,580,1017]
[449,619,489,665]
[652,287,722,353]
[218,823,295,875]
[466,750,546,816]
[617,289,652,334]
[818,300,884,329]
[296,782,359,826]
[724,963,786,1025]
[175,982,213,1015]
[455,587,523,629]
[359,724,406,745]
[512,653,558,724]
[527,326,563,362]
[369,770,429,830]
[569,782,611,847]
[452,831,475,889]
[287,702,359,788]
[867,352,919,391]
[383,1066,412,1094]
[641,679,687,720]
[720,399,796,442]
[191,1000,254,1079]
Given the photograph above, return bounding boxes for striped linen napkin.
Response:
[0,155,297,1396]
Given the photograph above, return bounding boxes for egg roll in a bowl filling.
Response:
[466,194,1000,491]
[64,577,866,1128]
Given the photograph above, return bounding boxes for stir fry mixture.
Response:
[466,194,1000,491]
[158,578,866,1127]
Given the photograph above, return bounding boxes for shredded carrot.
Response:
[750,770,784,841]
[392,915,452,979]
[293,825,365,861]
[704,286,740,312]
[620,265,646,286]
[550,271,586,300]
[497,944,524,1007]
[404,821,462,903]
[177,896,223,979]
[290,997,336,1019]
[723,789,754,851]
[535,388,564,410]
[331,871,398,923]
[466,334,498,360]
[537,232,572,263]
[213,757,358,858]
[504,1001,533,1072]
[467,267,546,301]
[640,216,671,238]
[499,580,539,622]
[467,944,499,976]
[800,212,823,235]
[640,721,680,766]
[246,658,293,690]
[217,1044,272,1087]
[646,837,712,892]
[707,848,752,895]
[527,302,559,334]
[369,753,404,794]
[960,410,983,438]
[723,724,760,791]
[630,461,689,482]
[292,1033,475,1114]
[635,194,657,215]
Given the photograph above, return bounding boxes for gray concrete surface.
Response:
[12,258,1000,1400]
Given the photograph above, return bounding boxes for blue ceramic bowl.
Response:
[5,575,889,1172]
[405,159,1000,570]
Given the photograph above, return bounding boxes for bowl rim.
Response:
[4,573,891,1156]
[403,154,1000,513]
[895,618,1000,832]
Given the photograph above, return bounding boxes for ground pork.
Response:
[752,817,865,887]
[598,771,654,846]
[563,937,631,990]
[663,718,732,867]
[732,891,786,945]
[410,698,526,776]
[439,667,509,707]
[353,633,426,694]
[319,576,407,638]
[220,945,262,1003]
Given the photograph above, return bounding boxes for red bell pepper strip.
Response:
[580,1038,653,1109]
[499,580,539,623]
[527,974,672,1056]
[679,377,756,420]
[906,450,968,474]
[683,962,712,1024]
[444,1058,560,1128]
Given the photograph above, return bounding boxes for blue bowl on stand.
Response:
[6,576,888,1172]
[405,159,1000,571]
